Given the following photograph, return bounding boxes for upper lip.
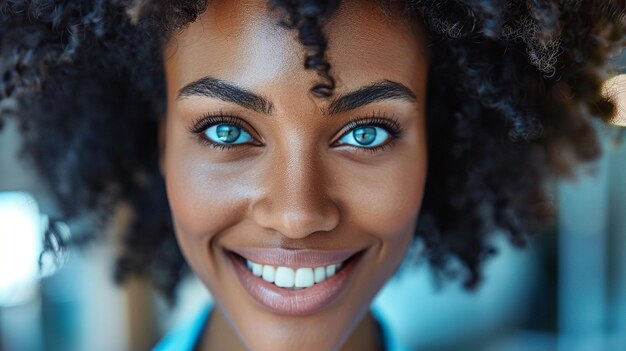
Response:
[228,247,362,268]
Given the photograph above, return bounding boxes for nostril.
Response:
[279,211,329,237]
[251,197,341,239]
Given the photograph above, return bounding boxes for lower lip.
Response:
[228,250,362,316]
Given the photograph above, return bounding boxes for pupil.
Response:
[216,124,240,143]
[353,127,376,145]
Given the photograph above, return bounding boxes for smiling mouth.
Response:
[232,250,354,290]
[243,257,344,290]
[226,248,364,315]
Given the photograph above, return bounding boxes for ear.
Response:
[604,74,626,127]
[158,118,167,178]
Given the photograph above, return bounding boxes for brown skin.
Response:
[160,0,429,350]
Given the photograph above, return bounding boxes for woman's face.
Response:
[161,0,428,350]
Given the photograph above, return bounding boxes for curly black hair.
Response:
[1,0,625,300]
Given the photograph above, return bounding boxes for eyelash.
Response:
[337,113,403,153]
[189,111,257,150]
[188,110,404,154]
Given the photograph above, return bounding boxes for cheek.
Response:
[341,146,427,245]
[164,145,255,243]
[352,168,424,240]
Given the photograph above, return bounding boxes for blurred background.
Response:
[1,92,625,351]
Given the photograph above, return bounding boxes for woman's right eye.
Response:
[203,123,253,145]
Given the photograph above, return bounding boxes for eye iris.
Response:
[215,124,241,143]
[353,127,377,145]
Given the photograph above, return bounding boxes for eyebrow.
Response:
[177,77,274,115]
[328,80,417,115]
[177,77,416,116]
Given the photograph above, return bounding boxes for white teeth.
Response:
[262,265,275,283]
[326,264,336,277]
[274,267,295,288]
[252,263,263,276]
[244,259,344,289]
[295,268,314,288]
[314,267,326,283]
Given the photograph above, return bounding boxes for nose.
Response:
[251,148,341,239]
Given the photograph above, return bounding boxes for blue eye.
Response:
[204,124,253,145]
[338,126,390,147]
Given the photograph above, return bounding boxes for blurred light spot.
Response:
[0,191,42,306]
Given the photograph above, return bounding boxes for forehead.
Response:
[164,0,428,101]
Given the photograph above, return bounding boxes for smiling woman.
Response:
[161,3,427,348]
[1,0,625,350]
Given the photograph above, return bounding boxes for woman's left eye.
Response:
[337,126,390,148]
